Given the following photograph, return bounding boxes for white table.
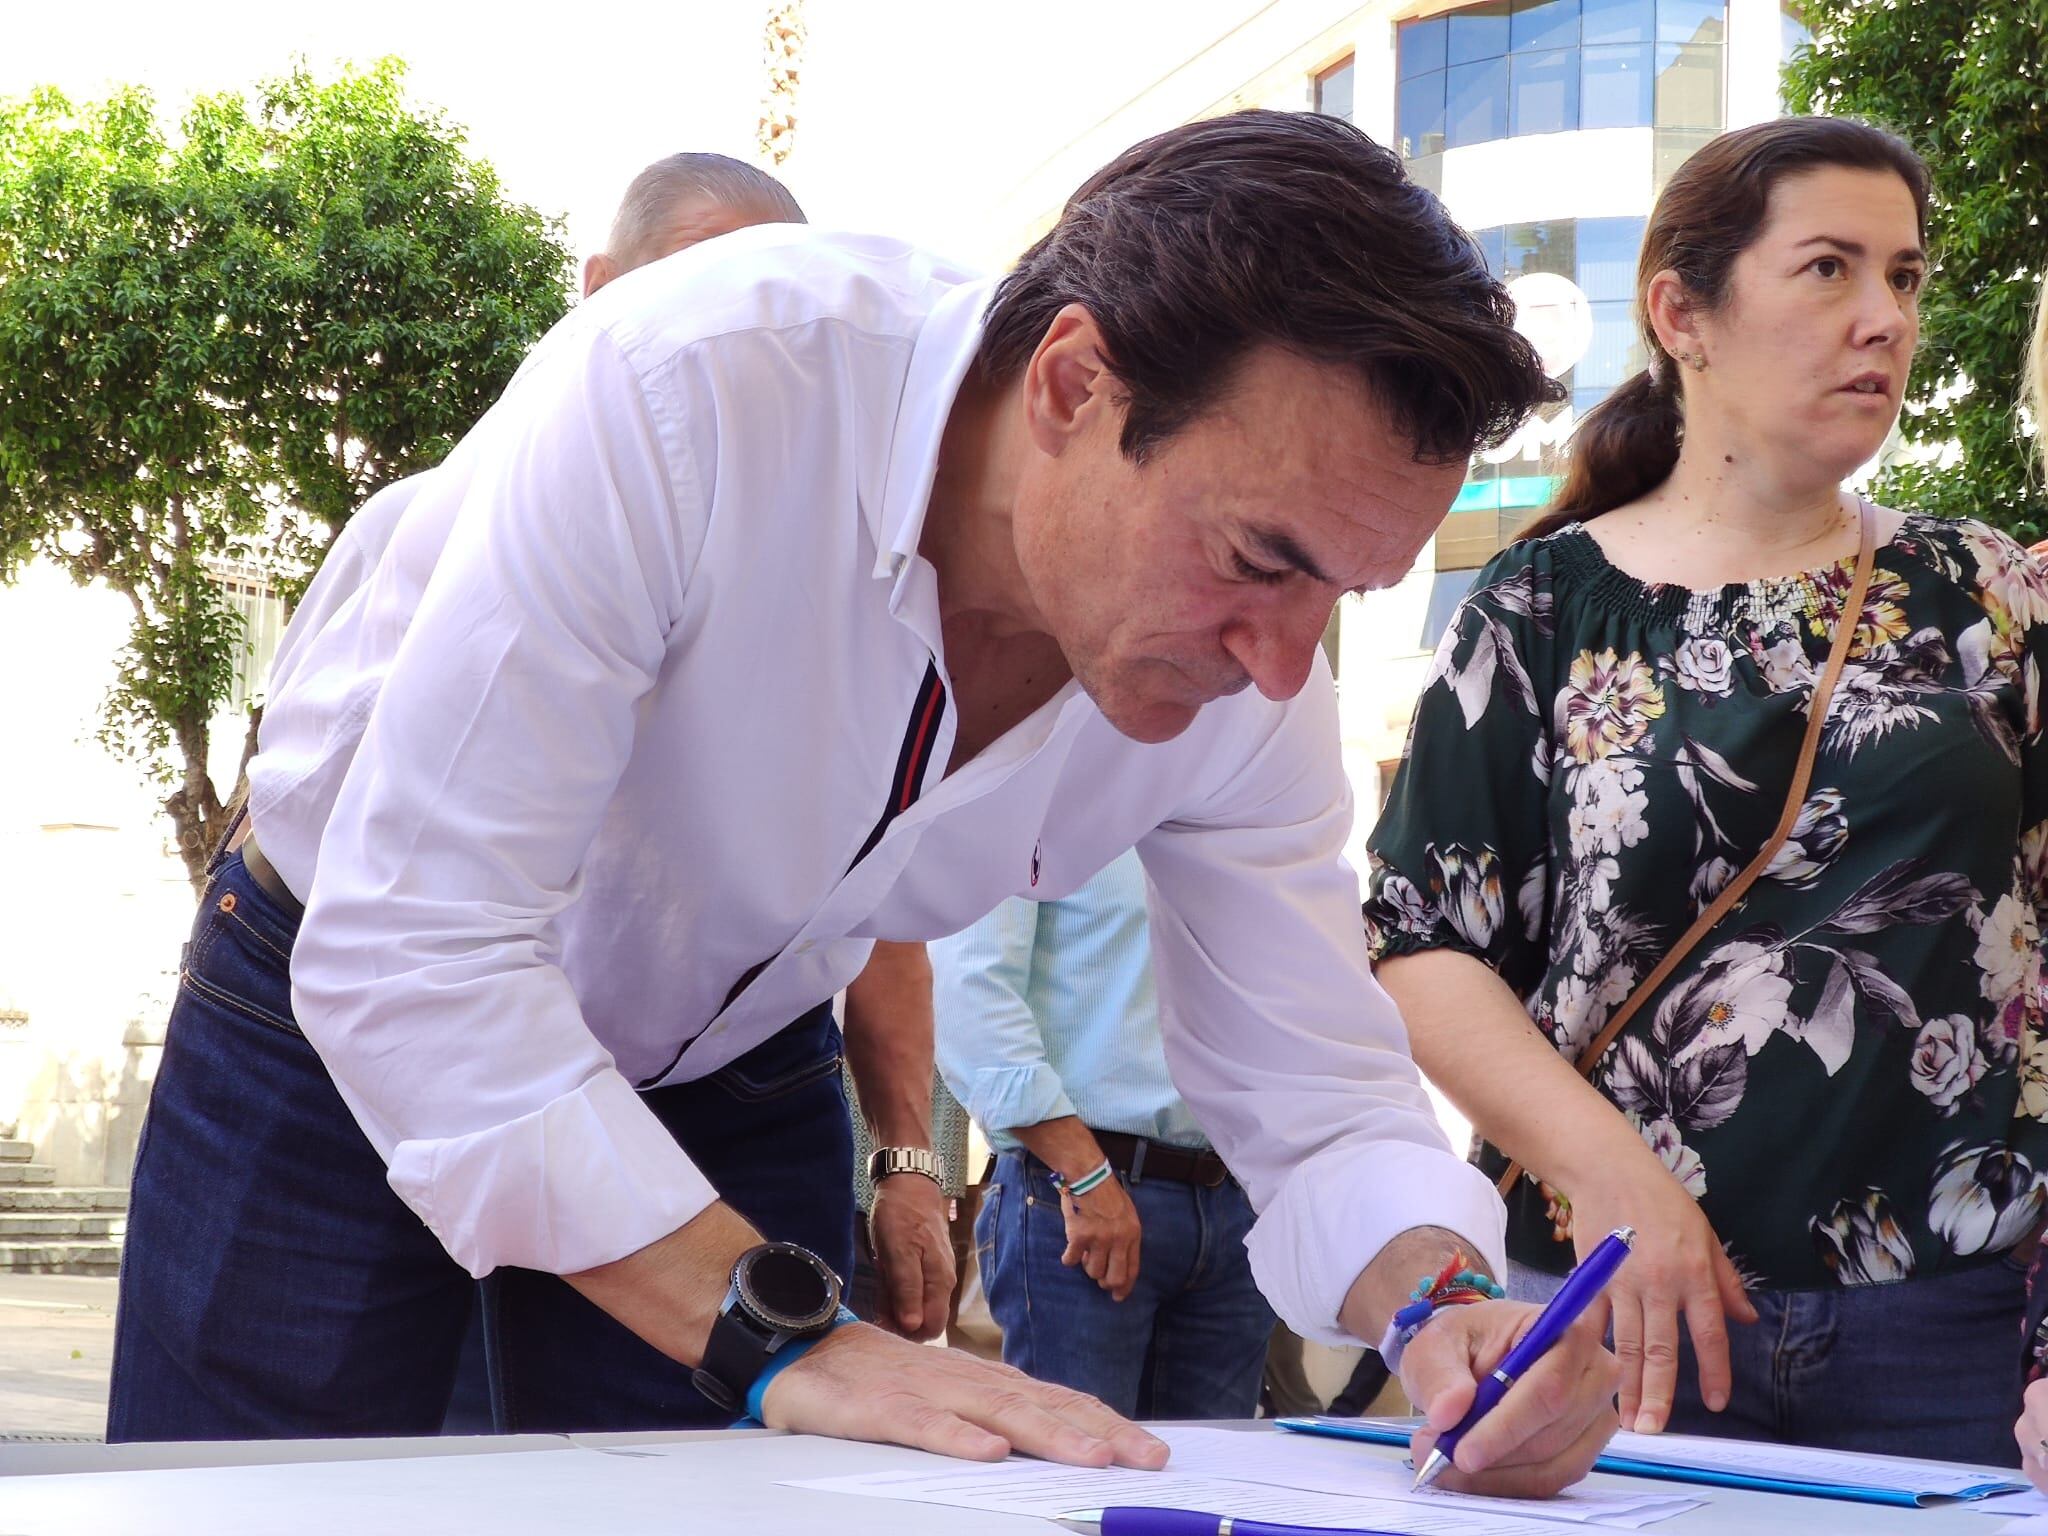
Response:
[0,1424,2025,1534]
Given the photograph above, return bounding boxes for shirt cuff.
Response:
[1245,1139,1508,1347]
[966,1063,1077,1137]
[385,1067,717,1278]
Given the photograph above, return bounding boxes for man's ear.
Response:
[582,252,620,298]
[1020,303,1116,458]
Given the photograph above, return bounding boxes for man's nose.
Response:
[1219,596,1334,702]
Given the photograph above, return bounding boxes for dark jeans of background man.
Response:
[1509,1257,2026,1466]
[107,845,854,1441]
[977,1148,1274,1419]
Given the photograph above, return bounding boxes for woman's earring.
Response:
[1678,350,1708,372]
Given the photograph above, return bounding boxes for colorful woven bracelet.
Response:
[1376,1250,1505,1374]
[1051,1159,1114,1199]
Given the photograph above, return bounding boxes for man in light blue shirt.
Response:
[933,849,1274,1418]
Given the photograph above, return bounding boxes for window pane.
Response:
[1512,0,1581,53]
[1503,219,1575,279]
[1577,299,1646,389]
[1400,15,1448,76]
[1511,47,1579,136]
[1652,126,1717,193]
[1448,2,1511,64]
[1399,69,1448,157]
[1581,41,1653,128]
[1655,41,1724,130]
[1582,0,1652,44]
[1479,225,1506,276]
[1573,384,1617,419]
[1316,57,1356,121]
[1420,568,1481,650]
[1446,56,1510,148]
[1657,0,1724,44]
[1577,216,1646,301]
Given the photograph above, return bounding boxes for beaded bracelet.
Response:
[1051,1159,1114,1200]
[1376,1249,1506,1375]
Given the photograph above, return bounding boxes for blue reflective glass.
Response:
[1577,216,1646,302]
[1448,2,1511,63]
[1577,299,1645,389]
[1400,15,1448,76]
[1573,384,1617,420]
[1479,225,1506,276]
[1658,0,1724,44]
[1399,70,1448,157]
[1502,219,1575,279]
[1446,56,1510,147]
[1656,40,1723,129]
[1581,41,1653,127]
[1512,0,1581,53]
[1581,0,1652,43]
[1316,59,1355,121]
[1511,47,1579,135]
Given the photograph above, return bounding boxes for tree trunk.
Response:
[163,711,224,893]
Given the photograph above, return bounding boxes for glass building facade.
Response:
[1391,0,1726,581]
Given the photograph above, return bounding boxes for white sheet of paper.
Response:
[787,1459,1666,1535]
[1971,1488,2048,1517]
[1153,1426,1698,1527]
[1997,1518,2048,1534]
[1600,1430,2021,1496]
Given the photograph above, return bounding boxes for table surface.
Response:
[0,1422,2028,1534]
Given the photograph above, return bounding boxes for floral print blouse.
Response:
[1364,514,2048,1291]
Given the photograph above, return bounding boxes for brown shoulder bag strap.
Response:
[1495,498,1877,1198]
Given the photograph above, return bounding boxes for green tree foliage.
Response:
[0,61,572,885]
[1785,1,2048,539]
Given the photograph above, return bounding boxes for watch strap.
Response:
[868,1145,945,1187]
[693,1300,775,1414]
[745,1305,858,1423]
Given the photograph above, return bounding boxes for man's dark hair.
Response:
[977,109,1557,464]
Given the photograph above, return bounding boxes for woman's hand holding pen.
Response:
[1567,1149,1757,1433]
[1397,1299,1620,1498]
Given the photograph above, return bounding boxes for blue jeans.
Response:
[109,846,854,1441]
[976,1148,1274,1420]
[1509,1255,2026,1465]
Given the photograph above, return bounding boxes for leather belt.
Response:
[1089,1129,1231,1189]
[226,821,305,921]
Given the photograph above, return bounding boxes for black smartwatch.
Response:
[690,1241,844,1413]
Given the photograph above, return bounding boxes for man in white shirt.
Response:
[111,110,1618,1491]
[284,159,959,1433]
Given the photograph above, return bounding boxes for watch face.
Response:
[738,1243,839,1331]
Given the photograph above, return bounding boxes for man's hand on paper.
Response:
[1400,1299,1621,1499]
[761,1320,1171,1468]
[2017,1378,2048,1493]
[1567,1156,1757,1432]
[1060,1173,1143,1301]
[869,1172,956,1341]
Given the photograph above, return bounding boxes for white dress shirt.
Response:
[248,224,1505,1343]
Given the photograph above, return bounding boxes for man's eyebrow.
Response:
[1793,234,1928,264]
[1246,525,1332,583]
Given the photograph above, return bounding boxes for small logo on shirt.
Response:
[1030,841,1042,888]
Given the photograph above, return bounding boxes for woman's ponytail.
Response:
[1519,363,1682,540]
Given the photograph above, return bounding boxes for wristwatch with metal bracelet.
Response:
[866,1146,946,1188]
[690,1241,848,1415]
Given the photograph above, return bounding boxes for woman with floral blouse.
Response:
[1365,117,2040,1465]
[2014,281,2048,1487]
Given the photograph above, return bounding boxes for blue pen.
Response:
[1412,1225,1635,1491]
[1056,1511,1404,1536]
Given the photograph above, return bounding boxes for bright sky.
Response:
[4,0,1266,268]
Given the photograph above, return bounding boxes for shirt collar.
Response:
[870,276,997,581]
